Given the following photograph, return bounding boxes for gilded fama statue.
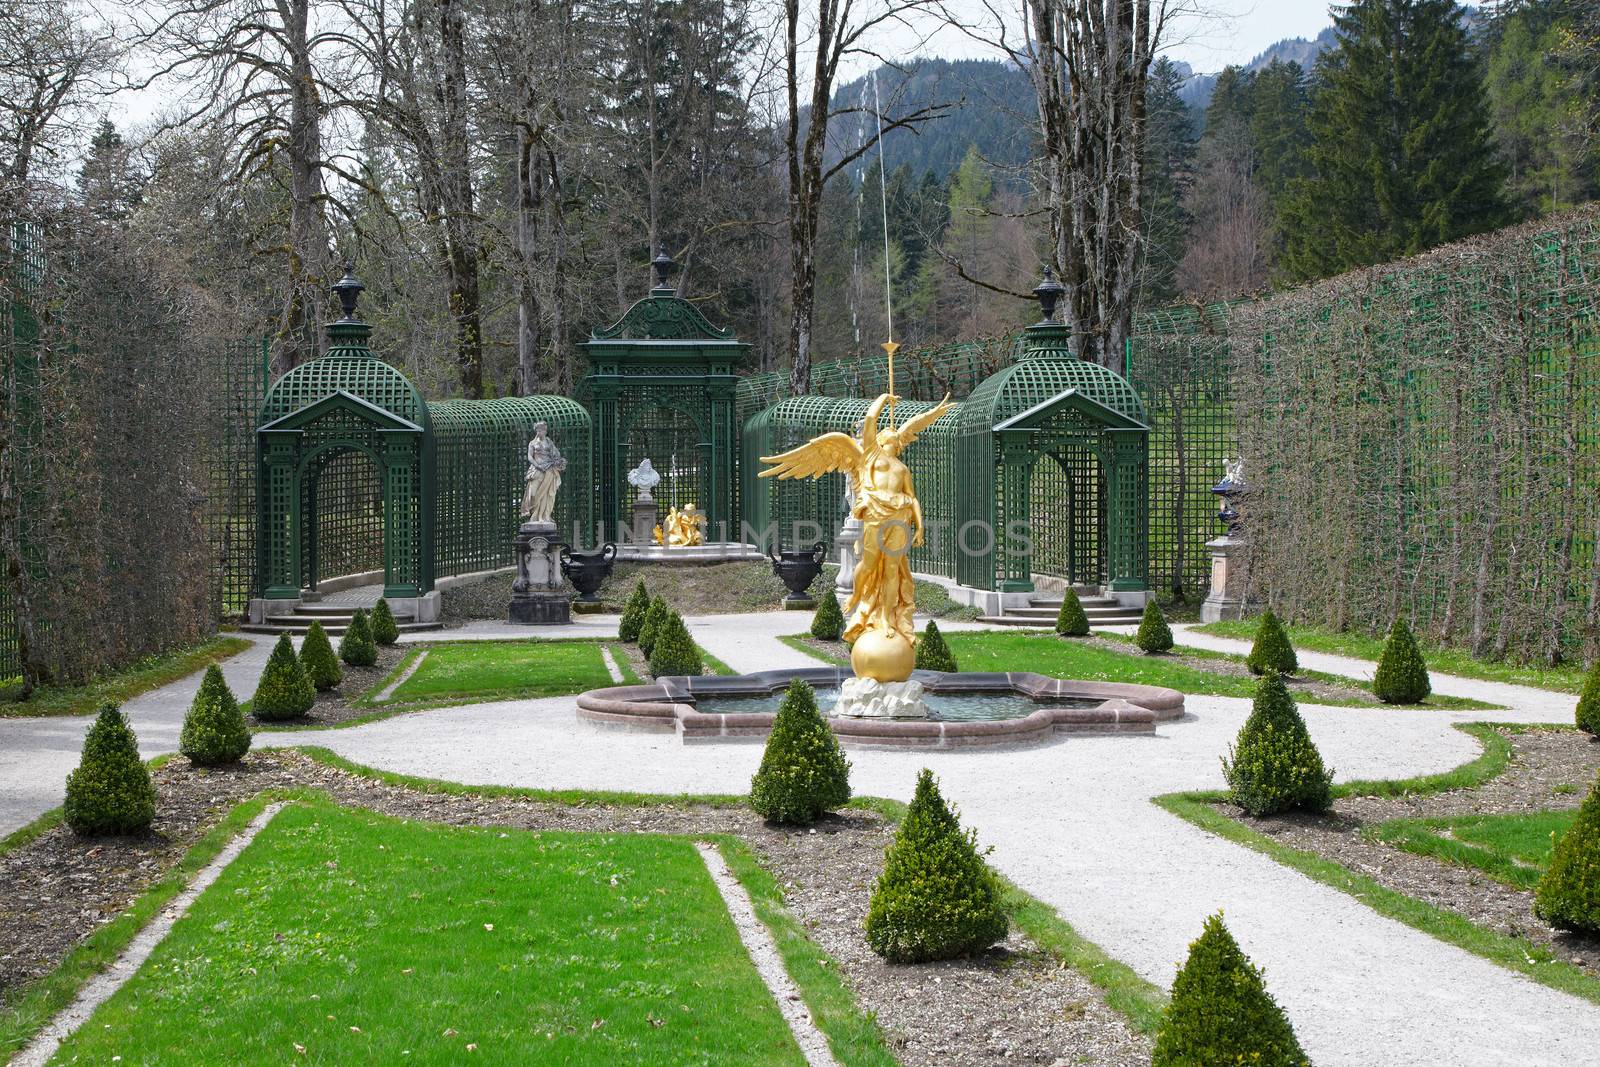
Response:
[760,392,952,683]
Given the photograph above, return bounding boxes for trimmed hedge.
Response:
[1136,600,1174,654]
[298,621,343,691]
[914,620,958,672]
[618,581,651,643]
[1576,658,1600,736]
[638,595,670,658]
[1054,589,1090,637]
[1246,609,1298,676]
[1534,772,1600,934]
[750,680,852,824]
[253,634,316,721]
[370,598,400,645]
[1222,672,1332,816]
[649,611,704,678]
[866,769,1007,962]
[64,705,156,836]
[811,589,845,641]
[339,609,377,668]
[1373,618,1430,704]
[1152,912,1309,1067]
[179,665,251,766]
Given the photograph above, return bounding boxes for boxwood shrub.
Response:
[369,598,400,645]
[253,634,316,721]
[179,665,251,766]
[1054,589,1090,637]
[1246,609,1298,676]
[618,580,651,643]
[338,608,377,668]
[1535,772,1600,934]
[914,620,958,672]
[1222,672,1332,816]
[64,705,156,836]
[750,680,851,824]
[1373,618,1430,704]
[298,621,343,691]
[1136,600,1174,654]
[811,589,845,641]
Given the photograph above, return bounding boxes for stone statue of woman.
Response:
[520,422,566,525]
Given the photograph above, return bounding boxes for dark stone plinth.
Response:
[510,593,570,625]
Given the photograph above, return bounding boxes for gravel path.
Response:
[3,612,1594,1065]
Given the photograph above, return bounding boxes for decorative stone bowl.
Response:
[560,542,616,603]
[576,667,1184,748]
[769,542,826,607]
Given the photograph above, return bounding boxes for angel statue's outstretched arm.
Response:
[758,432,863,481]
[861,392,893,450]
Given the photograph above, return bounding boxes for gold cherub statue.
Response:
[654,503,706,547]
[760,392,952,683]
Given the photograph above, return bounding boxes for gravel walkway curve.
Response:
[3,612,1595,1065]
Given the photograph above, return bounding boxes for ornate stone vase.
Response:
[560,543,617,603]
[769,542,826,605]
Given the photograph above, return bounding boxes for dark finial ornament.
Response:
[1033,265,1066,324]
[333,259,365,321]
[651,250,678,292]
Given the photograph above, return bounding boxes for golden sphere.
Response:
[850,629,915,683]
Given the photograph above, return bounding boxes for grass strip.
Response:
[607,642,643,684]
[0,808,63,860]
[1191,620,1587,694]
[0,636,254,719]
[700,646,737,676]
[777,635,847,666]
[1368,810,1575,890]
[1154,721,1600,1007]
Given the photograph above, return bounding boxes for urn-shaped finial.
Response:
[1032,265,1066,324]
[650,251,679,292]
[332,260,365,322]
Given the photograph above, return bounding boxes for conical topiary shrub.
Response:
[253,634,316,721]
[811,589,845,641]
[1576,659,1600,737]
[638,595,670,658]
[750,680,852,824]
[339,608,377,668]
[180,665,251,766]
[64,705,156,836]
[1222,672,1332,816]
[1055,589,1090,637]
[618,580,651,643]
[649,612,704,678]
[1373,618,1430,704]
[1534,772,1600,934]
[914,620,958,672]
[1151,912,1309,1067]
[1246,609,1298,677]
[1136,600,1174,654]
[866,769,1007,963]
[369,598,400,645]
[298,621,343,691]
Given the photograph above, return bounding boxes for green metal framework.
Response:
[582,283,747,541]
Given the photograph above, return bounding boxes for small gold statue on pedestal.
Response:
[654,502,706,547]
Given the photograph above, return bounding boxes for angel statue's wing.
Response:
[895,394,953,449]
[759,432,862,481]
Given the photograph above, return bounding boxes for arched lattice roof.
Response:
[954,327,1146,438]
[260,350,429,429]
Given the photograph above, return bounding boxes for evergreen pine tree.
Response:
[866,769,1007,962]
[1152,912,1309,1067]
[811,589,845,641]
[64,705,157,835]
[298,621,343,691]
[369,598,400,645]
[1136,600,1175,654]
[914,620,958,672]
[180,665,252,766]
[1281,0,1509,281]
[1055,589,1091,637]
[750,680,852,824]
[339,609,378,668]
[648,612,704,678]
[1223,673,1333,816]
[618,580,651,642]
[1140,56,1198,306]
[1534,772,1600,934]
[638,595,670,658]
[1246,609,1298,676]
[1373,618,1431,704]
[253,634,316,721]
[1577,658,1600,737]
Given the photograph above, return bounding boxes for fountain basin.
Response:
[575,667,1184,748]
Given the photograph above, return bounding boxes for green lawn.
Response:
[1370,809,1579,889]
[51,803,808,1065]
[1192,619,1589,694]
[0,636,253,719]
[942,631,1490,709]
[389,640,616,702]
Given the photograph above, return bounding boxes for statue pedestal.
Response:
[1200,535,1252,623]
[632,498,658,548]
[510,521,571,625]
[835,516,862,594]
[833,676,928,719]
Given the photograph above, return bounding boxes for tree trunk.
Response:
[277,0,329,375]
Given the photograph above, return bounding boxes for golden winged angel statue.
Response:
[760,392,953,683]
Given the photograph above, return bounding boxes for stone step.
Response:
[1023,597,1119,610]
[263,611,418,624]
[241,619,439,637]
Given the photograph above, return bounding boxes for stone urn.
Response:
[769,542,826,608]
[560,542,617,604]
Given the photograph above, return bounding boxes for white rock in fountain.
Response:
[834,676,928,719]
